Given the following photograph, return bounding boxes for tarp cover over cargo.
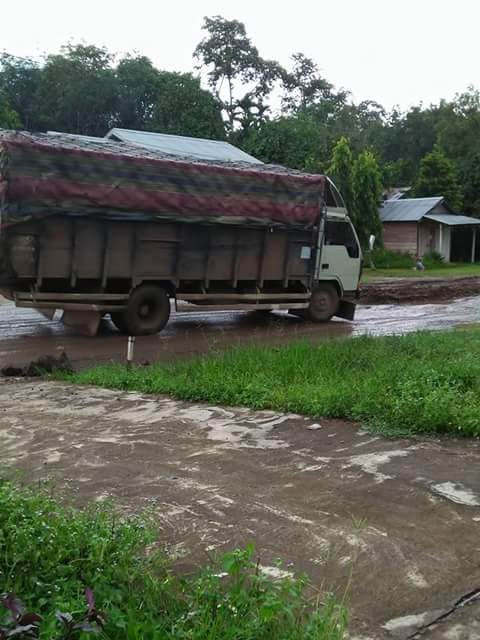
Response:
[0,130,328,230]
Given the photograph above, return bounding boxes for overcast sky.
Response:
[2,0,478,111]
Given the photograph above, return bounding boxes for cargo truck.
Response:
[0,130,361,335]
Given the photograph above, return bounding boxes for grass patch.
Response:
[63,330,480,438]
[362,262,480,282]
[0,480,346,639]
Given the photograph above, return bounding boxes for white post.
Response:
[439,223,443,257]
[127,336,135,369]
[471,228,477,264]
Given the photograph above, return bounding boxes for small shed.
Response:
[379,197,480,262]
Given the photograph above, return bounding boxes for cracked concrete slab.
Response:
[1,378,479,639]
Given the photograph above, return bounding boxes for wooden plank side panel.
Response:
[135,222,178,278]
[383,222,418,254]
[286,230,313,278]
[107,223,133,278]
[22,218,313,287]
[206,228,236,280]
[236,229,264,280]
[39,218,72,279]
[74,219,104,279]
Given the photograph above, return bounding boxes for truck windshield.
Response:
[324,220,360,258]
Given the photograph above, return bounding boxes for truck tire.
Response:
[308,284,339,322]
[110,311,128,334]
[123,285,171,335]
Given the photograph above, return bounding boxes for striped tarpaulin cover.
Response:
[0,130,326,229]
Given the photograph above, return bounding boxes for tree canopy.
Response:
[352,151,384,248]
[0,16,479,217]
[327,137,355,217]
[0,46,224,140]
[414,149,463,210]
[0,92,20,128]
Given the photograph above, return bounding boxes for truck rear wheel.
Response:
[123,285,171,335]
[308,284,339,322]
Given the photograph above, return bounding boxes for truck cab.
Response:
[310,180,362,316]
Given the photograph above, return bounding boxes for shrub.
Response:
[369,248,414,269]
[0,481,346,640]
[423,251,445,267]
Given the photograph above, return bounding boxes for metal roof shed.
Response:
[379,197,480,262]
[105,128,262,164]
[379,197,448,222]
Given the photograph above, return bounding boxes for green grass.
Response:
[0,480,346,640]
[362,262,480,282]
[63,330,480,438]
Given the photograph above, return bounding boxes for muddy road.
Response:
[2,378,480,638]
[1,295,480,369]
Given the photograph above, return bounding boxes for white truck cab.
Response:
[317,179,362,298]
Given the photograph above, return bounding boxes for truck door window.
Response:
[324,220,359,258]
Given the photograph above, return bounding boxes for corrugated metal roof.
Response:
[425,213,480,226]
[105,128,262,164]
[48,131,112,144]
[379,197,445,222]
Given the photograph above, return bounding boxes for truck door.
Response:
[319,218,361,294]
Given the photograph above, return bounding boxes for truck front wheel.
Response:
[308,284,339,322]
[123,285,171,335]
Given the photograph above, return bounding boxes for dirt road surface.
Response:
[1,295,480,370]
[361,276,480,305]
[1,378,479,639]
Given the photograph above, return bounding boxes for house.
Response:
[379,197,480,262]
[105,128,262,164]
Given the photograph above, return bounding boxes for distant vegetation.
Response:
[63,329,480,437]
[1,15,479,239]
[0,479,346,639]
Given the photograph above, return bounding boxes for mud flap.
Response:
[62,310,101,336]
[36,308,56,321]
[336,299,356,321]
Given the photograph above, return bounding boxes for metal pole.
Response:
[127,336,135,370]
[471,228,477,264]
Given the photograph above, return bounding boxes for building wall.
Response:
[418,221,435,256]
[418,221,451,260]
[382,222,418,254]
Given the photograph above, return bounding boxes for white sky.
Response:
[1,0,478,111]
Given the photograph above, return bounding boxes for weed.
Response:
[370,248,414,269]
[62,330,480,437]
[0,481,346,639]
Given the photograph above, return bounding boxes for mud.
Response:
[361,276,480,305]
[1,378,479,639]
[1,295,480,371]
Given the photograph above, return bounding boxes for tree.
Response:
[0,54,42,130]
[115,55,162,130]
[151,72,225,139]
[460,152,480,215]
[327,137,354,216]
[114,55,225,139]
[414,149,463,210]
[282,53,333,113]
[194,15,282,135]
[242,113,328,172]
[0,92,20,128]
[352,151,383,247]
[36,44,117,136]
